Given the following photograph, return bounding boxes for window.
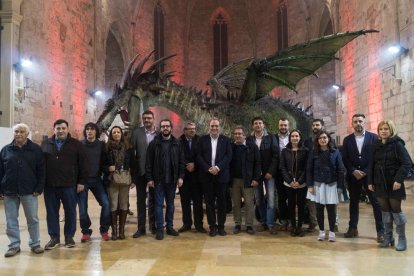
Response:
[277,2,288,51]
[154,2,164,72]
[213,13,228,75]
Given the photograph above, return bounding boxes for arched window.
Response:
[154,2,164,72]
[213,13,228,75]
[277,2,288,51]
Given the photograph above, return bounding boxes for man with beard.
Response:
[145,119,185,240]
[131,110,159,238]
[178,122,207,233]
[247,117,279,234]
[303,118,325,232]
[197,117,232,237]
[342,114,384,241]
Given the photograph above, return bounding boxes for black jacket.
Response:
[41,134,88,187]
[103,145,137,184]
[306,148,345,189]
[0,139,45,195]
[179,134,200,181]
[280,146,309,185]
[230,141,261,188]
[146,134,185,184]
[82,139,105,180]
[247,132,279,176]
[368,136,412,199]
[197,134,232,183]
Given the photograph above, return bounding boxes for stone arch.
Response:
[104,28,125,96]
[209,6,231,25]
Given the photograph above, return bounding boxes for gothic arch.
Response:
[104,27,125,95]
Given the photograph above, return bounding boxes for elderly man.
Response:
[41,119,88,249]
[1,123,45,257]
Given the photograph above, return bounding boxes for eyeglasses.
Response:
[160,125,171,129]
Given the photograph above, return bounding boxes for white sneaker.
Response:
[317,230,325,241]
[328,231,336,242]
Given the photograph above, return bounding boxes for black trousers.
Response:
[286,186,307,228]
[136,174,155,232]
[202,176,227,229]
[179,174,204,228]
[276,174,289,221]
[316,203,336,232]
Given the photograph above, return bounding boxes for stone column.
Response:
[0,0,22,127]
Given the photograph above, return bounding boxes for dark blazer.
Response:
[197,134,232,183]
[280,146,309,185]
[0,139,45,195]
[41,134,88,188]
[179,134,199,181]
[341,131,378,183]
[130,126,160,176]
[145,135,185,184]
[247,132,279,176]
[230,141,261,188]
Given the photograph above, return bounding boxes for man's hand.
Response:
[186,162,195,172]
[251,180,259,187]
[264,173,273,180]
[77,184,84,193]
[393,181,402,191]
[208,167,219,175]
[177,178,184,188]
[147,181,155,188]
[33,192,40,196]
[368,184,375,192]
[352,170,366,180]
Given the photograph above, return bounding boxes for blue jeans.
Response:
[78,179,111,234]
[255,177,276,227]
[154,182,176,231]
[44,186,77,240]
[4,195,40,249]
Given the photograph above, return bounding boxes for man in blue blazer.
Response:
[197,117,232,237]
[341,114,384,241]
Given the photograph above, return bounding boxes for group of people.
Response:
[0,111,412,258]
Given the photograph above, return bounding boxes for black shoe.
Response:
[209,226,217,237]
[4,247,20,257]
[151,227,157,235]
[196,227,207,233]
[45,238,60,250]
[156,231,164,240]
[178,225,191,233]
[65,237,75,248]
[132,230,146,238]
[246,226,255,235]
[218,228,227,236]
[344,228,358,238]
[166,228,179,236]
[233,225,241,234]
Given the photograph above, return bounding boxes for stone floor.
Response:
[1,187,413,275]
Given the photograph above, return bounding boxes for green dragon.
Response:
[96,30,377,137]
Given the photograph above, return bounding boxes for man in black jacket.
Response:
[197,117,232,237]
[178,122,206,233]
[146,119,185,240]
[230,126,261,235]
[246,117,279,234]
[1,123,45,257]
[41,119,88,249]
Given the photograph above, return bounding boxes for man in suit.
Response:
[130,110,159,238]
[178,122,207,233]
[341,113,384,241]
[197,117,232,237]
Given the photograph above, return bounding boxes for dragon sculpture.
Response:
[96,30,378,137]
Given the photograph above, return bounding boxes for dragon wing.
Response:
[209,29,378,103]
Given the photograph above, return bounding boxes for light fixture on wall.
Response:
[332,84,345,91]
[13,57,33,72]
[88,89,103,97]
[388,45,409,55]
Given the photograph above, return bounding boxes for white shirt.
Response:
[145,128,157,144]
[278,133,289,152]
[354,131,365,154]
[210,135,218,167]
[255,132,263,148]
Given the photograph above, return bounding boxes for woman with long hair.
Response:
[306,130,344,242]
[104,126,136,240]
[280,129,309,236]
[368,120,412,251]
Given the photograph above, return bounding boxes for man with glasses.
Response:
[178,122,207,233]
[197,118,232,237]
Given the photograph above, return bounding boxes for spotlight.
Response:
[13,57,33,72]
[88,90,103,97]
[332,84,345,90]
[388,45,408,55]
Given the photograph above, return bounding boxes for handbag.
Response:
[110,169,131,186]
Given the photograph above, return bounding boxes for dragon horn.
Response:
[143,54,177,73]
[120,53,140,89]
[133,50,156,78]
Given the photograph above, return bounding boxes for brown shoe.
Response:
[256,224,269,232]
[344,228,358,238]
[306,223,316,232]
